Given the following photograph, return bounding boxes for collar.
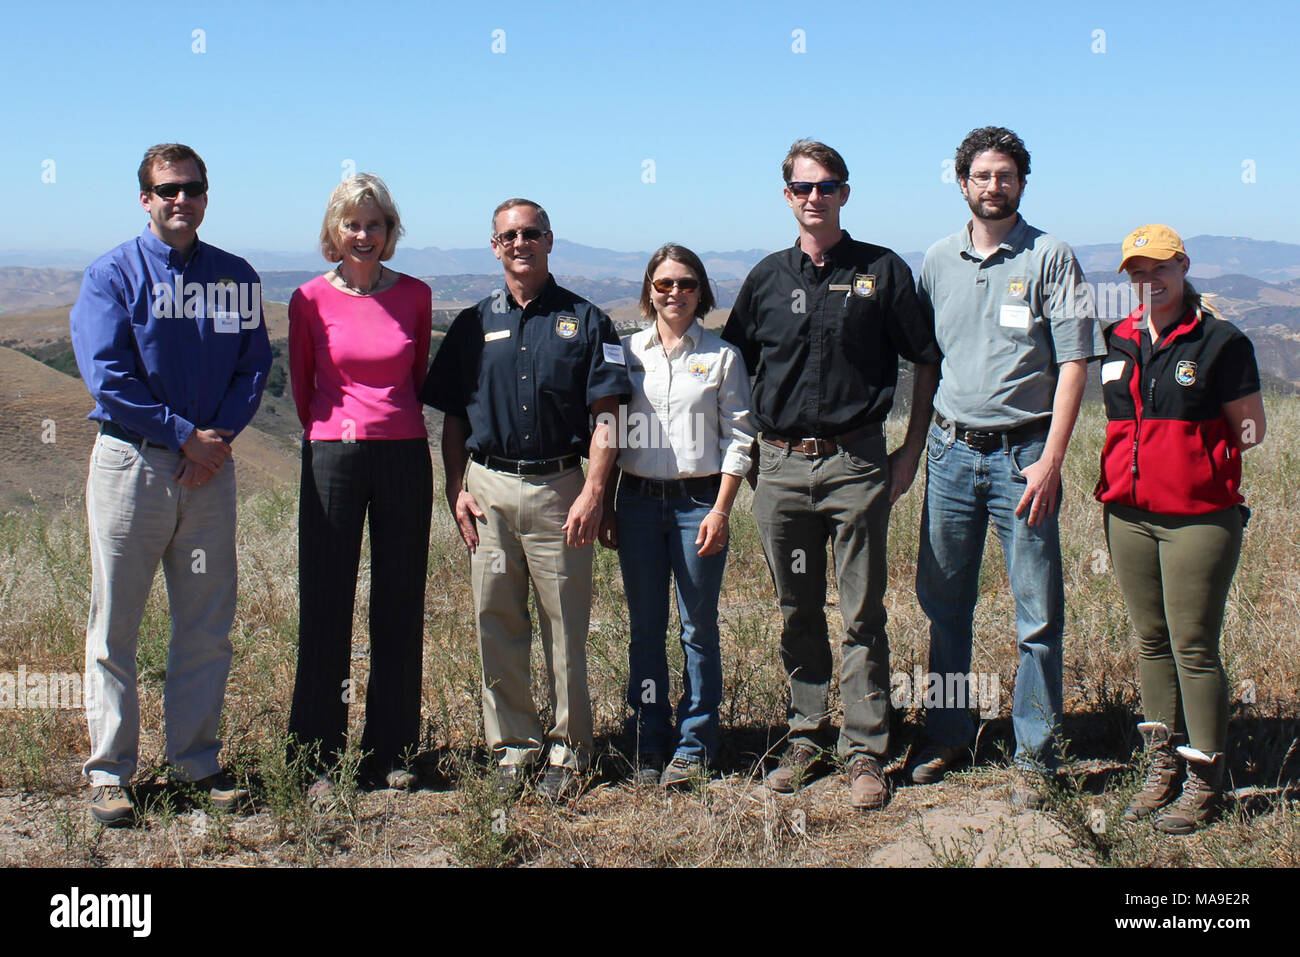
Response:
[792,229,853,266]
[1119,304,1201,345]
[960,216,1031,261]
[506,273,559,312]
[647,318,704,350]
[139,225,202,270]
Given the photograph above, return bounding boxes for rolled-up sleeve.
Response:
[717,343,755,477]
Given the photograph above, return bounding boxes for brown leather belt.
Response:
[762,422,883,458]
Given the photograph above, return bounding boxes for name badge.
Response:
[1101,360,1126,384]
[829,284,851,292]
[603,342,625,365]
[999,304,1031,330]
[213,311,239,334]
[484,329,510,342]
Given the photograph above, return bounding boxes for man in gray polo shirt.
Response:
[907,127,1103,807]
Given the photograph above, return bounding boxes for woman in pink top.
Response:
[287,174,432,794]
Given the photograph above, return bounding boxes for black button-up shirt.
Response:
[722,231,939,437]
[421,275,630,459]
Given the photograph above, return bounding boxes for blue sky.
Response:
[6,0,1298,261]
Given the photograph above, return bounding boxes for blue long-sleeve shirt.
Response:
[70,227,272,451]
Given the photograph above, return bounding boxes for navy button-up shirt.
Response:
[422,275,630,459]
[69,227,273,451]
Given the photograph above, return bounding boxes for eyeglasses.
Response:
[494,227,548,244]
[650,278,700,294]
[149,181,207,199]
[966,171,1019,187]
[786,180,845,197]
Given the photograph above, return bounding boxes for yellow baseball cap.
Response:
[1118,224,1186,273]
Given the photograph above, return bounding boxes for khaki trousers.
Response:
[465,459,594,770]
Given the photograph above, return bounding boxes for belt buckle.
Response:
[962,430,999,454]
[646,478,668,498]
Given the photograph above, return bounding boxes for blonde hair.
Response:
[1176,254,1219,320]
[319,174,404,262]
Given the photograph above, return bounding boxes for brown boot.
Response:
[1122,722,1184,823]
[1154,747,1224,835]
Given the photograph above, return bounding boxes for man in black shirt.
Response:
[422,199,629,801]
[723,140,940,809]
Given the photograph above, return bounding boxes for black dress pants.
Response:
[289,438,432,775]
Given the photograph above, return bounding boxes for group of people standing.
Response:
[70,128,1264,837]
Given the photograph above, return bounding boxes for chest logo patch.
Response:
[1007,279,1026,298]
[853,274,876,298]
[688,358,710,379]
[1175,360,1197,386]
[555,316,578,339]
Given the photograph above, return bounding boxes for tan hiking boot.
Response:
[89,784,137,827]
[1122,722,1184,823]
[764,743,821,794]
[1154,747,1224,835]
[847,754,889,810]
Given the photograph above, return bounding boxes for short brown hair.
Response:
[492,198,551,236]
[781,139,849,184]
[639,244,716,320]
[319,174,405,262]
[137,143,207,192]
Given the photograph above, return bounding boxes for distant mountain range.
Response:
[7,234,1300,284]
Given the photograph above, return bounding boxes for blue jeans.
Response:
[616,482,728,765]
[915,421,1064,769]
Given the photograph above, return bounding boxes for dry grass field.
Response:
[0,398,1297,868]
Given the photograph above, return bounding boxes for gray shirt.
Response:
[919,217,1104,429]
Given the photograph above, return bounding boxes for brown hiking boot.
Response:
[765,743,821,794]
[1154,747,1224,835]
[847,754,889,810]
[1122,722,1185,823]
[89,784,137,827]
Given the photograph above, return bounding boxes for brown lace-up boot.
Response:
[1122,722,1184,823]
[1154,746,1224,835]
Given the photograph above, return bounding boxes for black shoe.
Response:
[537,765,580,803]
[906,743,967,785]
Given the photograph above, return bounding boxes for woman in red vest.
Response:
[1096,224,1266,833]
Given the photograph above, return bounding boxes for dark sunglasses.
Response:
[494,227,548,244]
[149,181,207,199]
[650,278,700,294]
[786,180,845,197]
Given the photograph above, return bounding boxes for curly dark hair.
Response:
[954,127,1030,182]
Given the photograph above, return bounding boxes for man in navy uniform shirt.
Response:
[422,199,628,801]
[70,143,272,825]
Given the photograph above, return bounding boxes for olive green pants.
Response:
[1103,504,1242,752]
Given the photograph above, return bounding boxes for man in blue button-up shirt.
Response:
[69,143,271,825]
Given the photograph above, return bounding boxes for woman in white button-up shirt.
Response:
[598,244,755,788]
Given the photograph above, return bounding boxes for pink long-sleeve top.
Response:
[288,273,432,440]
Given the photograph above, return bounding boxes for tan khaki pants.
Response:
[465,460,594,770]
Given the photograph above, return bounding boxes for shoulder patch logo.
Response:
[1175,360,1197,386]
[853,274,876,298]
[1007,279,1026,299]
[555,316,578,339]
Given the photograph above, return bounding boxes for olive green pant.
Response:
[1103,504,1242,752]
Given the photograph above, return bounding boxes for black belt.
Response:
[471,452,581,475]
[99,421,156,447]
[620,473,722,500]
[762,421,883,458]
[934,413,1050,454]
